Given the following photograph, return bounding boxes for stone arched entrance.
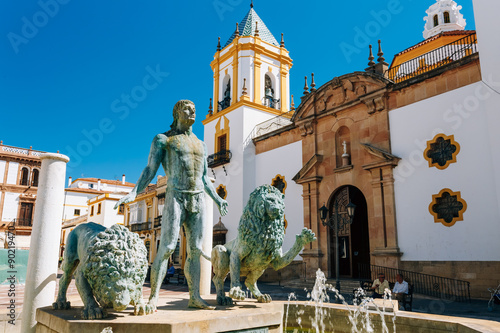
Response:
[328,185,369,278]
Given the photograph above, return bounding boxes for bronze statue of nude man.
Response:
[115,100,228,311]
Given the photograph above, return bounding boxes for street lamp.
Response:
[319,199,356,292]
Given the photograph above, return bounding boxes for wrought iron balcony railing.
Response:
[207,150,232,168]
[358,263,471,302]
[387,33,478,84]
[249,111,294,140]
[154,216,162,228]
[130,221,152,232]
[218,97,231,111]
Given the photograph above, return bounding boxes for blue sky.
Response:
[0,0,475,183]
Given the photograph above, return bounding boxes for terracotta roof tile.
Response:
[71,177,135,187]
[65,188,128,195]
[395,30,475,56]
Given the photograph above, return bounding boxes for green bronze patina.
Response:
[115,100,228,310]
[212,185,316,305]
[53,223,150,319]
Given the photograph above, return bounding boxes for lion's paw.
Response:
[134,302,154,316]
[298,228,316,244]
[52,300,71,310]
[257,294,272,303]
[82,305,107,320]
[229,287,245,301]
[217,295,233,306]
[146,301,157,313]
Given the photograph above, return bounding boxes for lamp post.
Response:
[319,199,356,292]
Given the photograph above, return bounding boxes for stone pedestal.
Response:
[35,295,283,333]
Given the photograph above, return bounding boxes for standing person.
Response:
[370,273,390,298]
[392,273,409,305]
[115,100,228,311]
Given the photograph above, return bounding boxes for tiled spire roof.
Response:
[224,8,279,47]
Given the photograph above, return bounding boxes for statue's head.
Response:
[171,100,195,130]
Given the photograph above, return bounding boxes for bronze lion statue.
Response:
[212,185,316,305]
[53,223,152,319]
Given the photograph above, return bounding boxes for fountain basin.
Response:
[281,301,500,333]
[34,295,500,333]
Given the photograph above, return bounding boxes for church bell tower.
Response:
[203,3,293,241]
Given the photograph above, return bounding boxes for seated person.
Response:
[165,262,175,283]
[370,273,390,298]
[392,273,409,305]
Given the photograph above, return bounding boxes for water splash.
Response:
[285,268,397,333]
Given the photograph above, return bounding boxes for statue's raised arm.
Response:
[114,134,166,209]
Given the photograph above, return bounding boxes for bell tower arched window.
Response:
[219,75,231,111]
[20,167,29,186]
[263,74,279,109]
[433,14,439,27]
[443,11,450,24]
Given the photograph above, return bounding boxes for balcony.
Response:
[130,221,152,232]
[207,150,232,168]
[387,33,478,84]
[154,216,162,228]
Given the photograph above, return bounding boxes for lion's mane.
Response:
[82,224,148,307]
[238,185,285,257]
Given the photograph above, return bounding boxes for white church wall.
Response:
[203,116,219,155]
[210,109,245,243]
[471,0,500,222]
[390,82,500,261]
[243,107,278,138]
[255,140,303,255]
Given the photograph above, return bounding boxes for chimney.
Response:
[122,174,126,185]
[68,177,72,187]
[97,179,102,191]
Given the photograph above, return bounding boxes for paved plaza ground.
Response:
[1,276,499,332]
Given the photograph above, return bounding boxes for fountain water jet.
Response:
[285,269,397,333]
